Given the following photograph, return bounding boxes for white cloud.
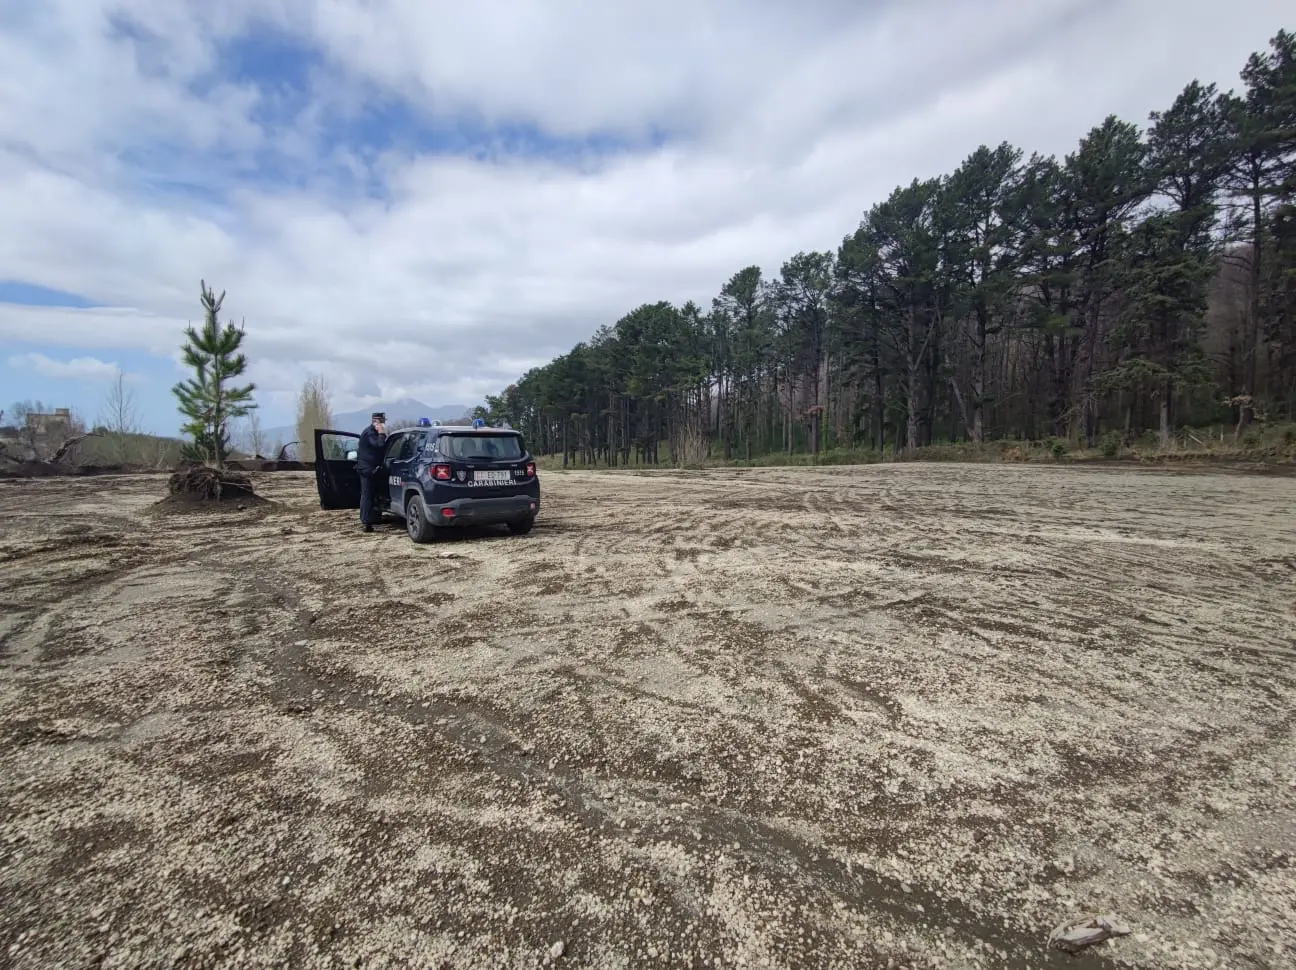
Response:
[0,0,1290,414]
[0,304,187,356]
[7,351,125,381]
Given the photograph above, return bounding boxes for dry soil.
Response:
[1,465,1294,970]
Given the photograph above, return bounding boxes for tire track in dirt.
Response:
[3,468,1296,968]
[249,594,1101,969]
[219,480,1101,966]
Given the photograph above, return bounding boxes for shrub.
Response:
[1099,431,1122,458]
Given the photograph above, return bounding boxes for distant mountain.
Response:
[329,398,474,433]
[256,398,474,456]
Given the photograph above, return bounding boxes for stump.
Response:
[168,467,255,500]
[153,466,269,513]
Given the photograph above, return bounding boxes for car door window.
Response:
[385,434,406,463]
[317,432,361,461]
[399,433,423,461]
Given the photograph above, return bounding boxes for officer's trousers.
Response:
[358,468,381,525]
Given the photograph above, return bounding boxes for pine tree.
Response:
[172,281,256,469]
[479,28,1295,460]
[1107,81,1229,445]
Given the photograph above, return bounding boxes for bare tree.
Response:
[6,399,45,451]
[100,371,139,433]
[97,369,140,463]
[231,410,269,457]
[7,399,48,429]
[295,374,334,462]
[246,410,267,457]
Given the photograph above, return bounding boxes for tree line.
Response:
[482,30,1296,463]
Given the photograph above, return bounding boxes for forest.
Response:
[481,29,1296,465]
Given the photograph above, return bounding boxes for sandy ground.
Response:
[1,464,1294,970]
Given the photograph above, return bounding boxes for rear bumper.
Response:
[431,494,538,525]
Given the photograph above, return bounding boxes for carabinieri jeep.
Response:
[313,422,540,543]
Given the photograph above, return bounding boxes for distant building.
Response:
[0,407,76,462]
[25,408,72,436]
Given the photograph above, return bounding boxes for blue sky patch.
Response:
[106,23,672,208]
[0,281,100,308]
[3,341,181,435]
[212,22,322,128]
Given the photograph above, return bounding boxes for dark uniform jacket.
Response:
[356,426,387,473]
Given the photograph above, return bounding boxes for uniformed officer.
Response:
[355,411,387,533]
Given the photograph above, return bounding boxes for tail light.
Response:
[525,462,536,477]
[432,464,451,480]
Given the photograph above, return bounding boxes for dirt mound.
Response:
[0,460,133,479]
[224,458,313,472]
[151,467,272,514]
[0,459,316,480]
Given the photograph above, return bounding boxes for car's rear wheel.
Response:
[507,518,534,536]
[405,494,439,543]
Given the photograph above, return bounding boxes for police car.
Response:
[313,418,540,543]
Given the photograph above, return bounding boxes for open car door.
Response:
[314,429,363,510]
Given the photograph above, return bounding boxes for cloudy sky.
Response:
[0,0,1288,434]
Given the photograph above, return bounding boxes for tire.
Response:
[507,518,534,536]
[405,494,439,544]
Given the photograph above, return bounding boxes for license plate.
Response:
[473,470,511,483]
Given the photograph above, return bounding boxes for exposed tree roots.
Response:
[153,467,270,513]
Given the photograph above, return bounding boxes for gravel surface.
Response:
[1,464,1294,969]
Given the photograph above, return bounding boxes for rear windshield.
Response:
[438,434,524,460]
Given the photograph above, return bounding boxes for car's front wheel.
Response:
[405,494,439,543]
[507,518,534,536]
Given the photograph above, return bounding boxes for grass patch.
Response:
[531,422,1296,472]
[72,432,187,468]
